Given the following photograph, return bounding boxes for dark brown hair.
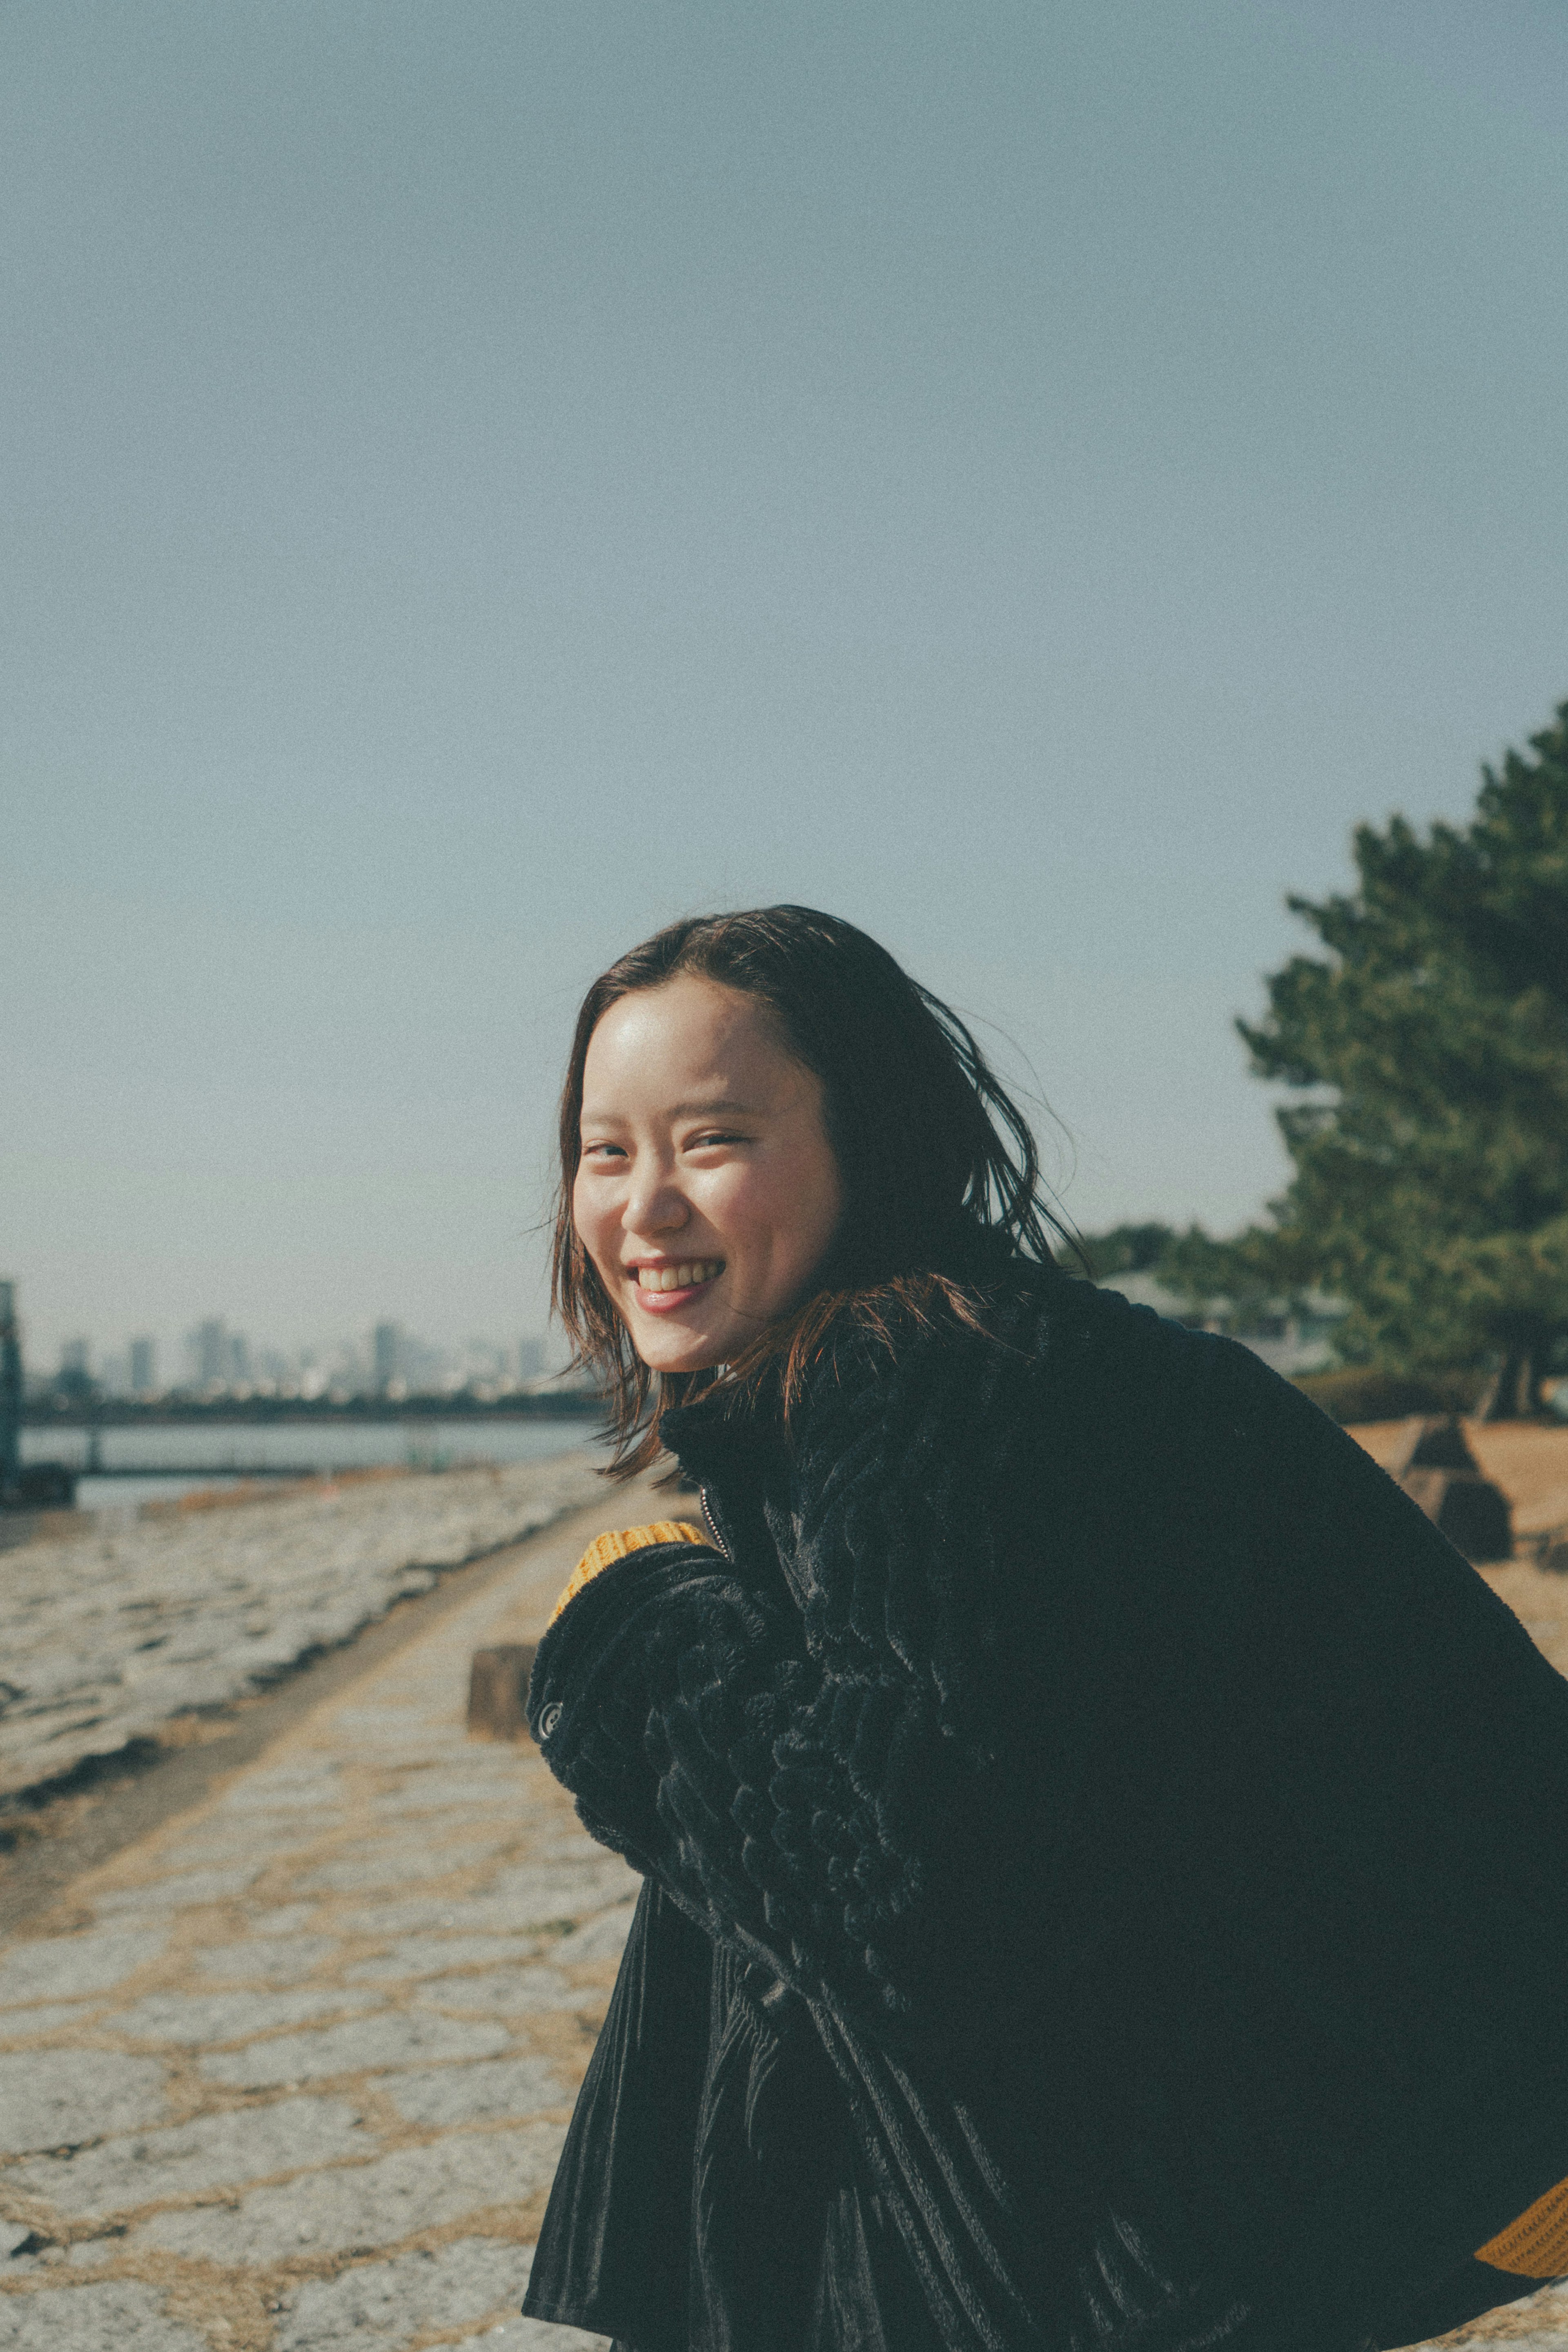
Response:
[550,905,1078,1473]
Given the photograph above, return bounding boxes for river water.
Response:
[19,1418,601,1509]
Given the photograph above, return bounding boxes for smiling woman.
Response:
[571,973,843,1375]
[550,904,1061,1474]
[522,906,1568,2352]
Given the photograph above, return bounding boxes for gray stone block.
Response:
[454,2324,612,2350]
[0,2278,211,2350]
[142,1824,285,1867]
[217,1788,345,1819]
[109,1984,379,2047]
[552,1904,637,1965]
[479,1860,637,1929]
[344,1934,542,1983]
[200,2007,509,2088]
[245,1902,321,1938]
[326,1704,448,1744]
[0,2002,96,2040]
[0,2049,168,2154]
[336,1895,556,1937]
[0,1927,167,2007]
[531,1827,613,1861]
[227,1760,345,1796]
[1411,2339,1568,2352]
[383,2056,563,2127]
[370,1766,537,1816]
[91,1864,261,1914]
[374,1824,521,1861]
[136,2120,567,2264]
[362,1795,525,1831]
[294,1847,495,1896]
[415,1967,580,2015]
[14,2094,370,2217]
[274,2234,537,2351]
[193,1934,341,1983]
[1398,2281,1568,2350]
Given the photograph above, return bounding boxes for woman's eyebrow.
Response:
[579,1096,760,1129]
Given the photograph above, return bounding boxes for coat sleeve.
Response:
[525,1524,976,2033]
[525,1289,1092,2031]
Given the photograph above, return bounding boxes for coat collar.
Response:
[659,1387,780,1486]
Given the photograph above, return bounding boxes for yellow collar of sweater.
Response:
[547,1521,713,1628]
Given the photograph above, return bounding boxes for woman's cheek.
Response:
[572,1184,616,1283]
[696,1164,749,1237]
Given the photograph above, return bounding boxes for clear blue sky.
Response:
[7,0,1568,1366]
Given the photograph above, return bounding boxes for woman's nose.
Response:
[624,1166,689,1233]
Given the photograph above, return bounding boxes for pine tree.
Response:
[1240,702,1568,1412]
[1077,1223,1178,1278]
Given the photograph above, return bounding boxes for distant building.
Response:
[401,1335,448,1391]
[192,1319,228,1387]
[1096,1271,1343,1378]
[373,1322,403,1391]
[0,1280,21,1489]
[51,1336,96,1407]
[129,1336,156,1394]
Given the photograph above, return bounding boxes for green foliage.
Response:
[1077,1221,1302,1315]
[1076,1222,1179,1277]
[1159,1223,1312,1318]
[1077,1223,1332,1354]
[1241,700,1568,1406]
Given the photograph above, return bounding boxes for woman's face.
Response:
[574,974,844,1374]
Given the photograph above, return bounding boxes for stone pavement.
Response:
[0,1454,604,1804]
[0,1484,649,2350]
[1434,2288,1568,2352]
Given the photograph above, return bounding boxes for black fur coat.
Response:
[522,1266,1568,2352]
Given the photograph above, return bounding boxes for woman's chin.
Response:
[637,1335,728,1374]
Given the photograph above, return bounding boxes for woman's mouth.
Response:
[632,1259,724,1311]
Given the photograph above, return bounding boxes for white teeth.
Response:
[639,1260,722,1292]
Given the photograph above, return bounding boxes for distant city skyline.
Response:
[23,1308,560,1399]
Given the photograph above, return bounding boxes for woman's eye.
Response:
[581,1142,626,1162]
[690,1131,744,1149]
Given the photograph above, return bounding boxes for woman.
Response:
[521,905,1568,2352]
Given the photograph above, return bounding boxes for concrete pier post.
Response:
[0,1279,22,1496]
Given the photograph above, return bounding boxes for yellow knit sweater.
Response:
[547,1520,713,1626]
[552,1525,1568,2282]
[1476,2178,1568,2278]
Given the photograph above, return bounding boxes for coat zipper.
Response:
[699,1485,731,1560]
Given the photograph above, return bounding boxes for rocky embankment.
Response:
[0,1458,602,1805]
